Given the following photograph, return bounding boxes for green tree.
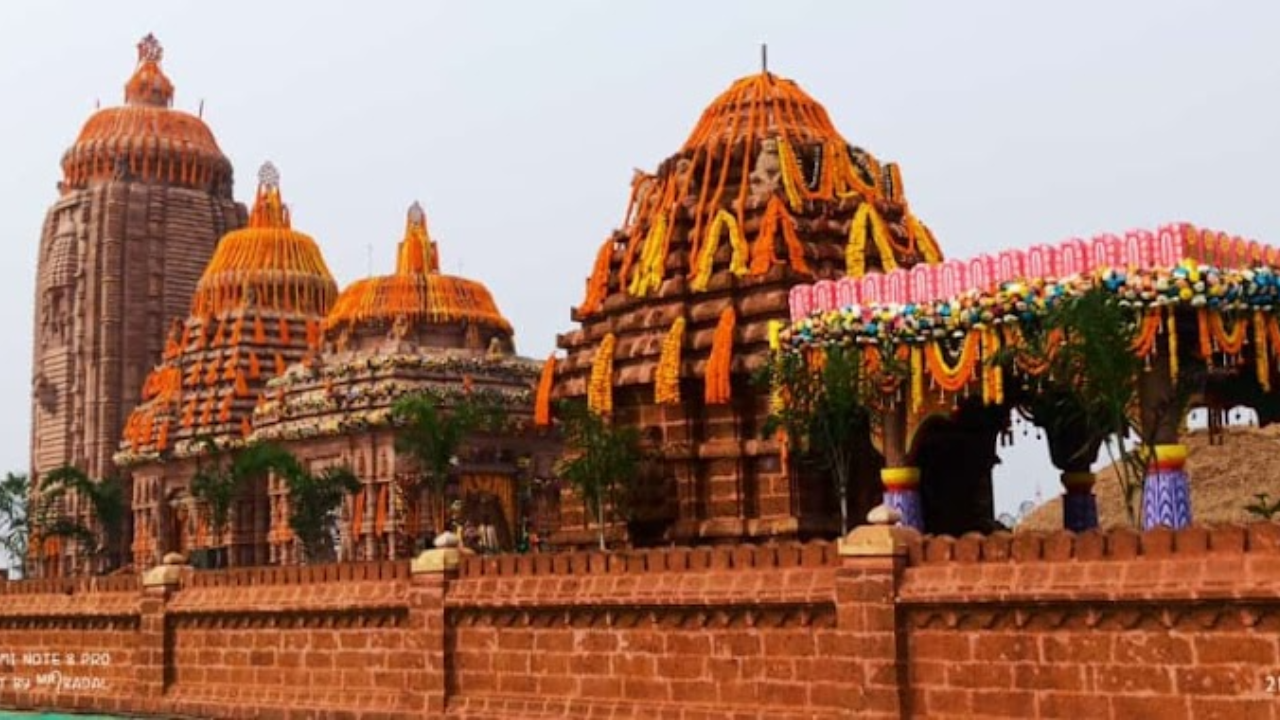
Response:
[1019,287,1191,527]
[0,472,30,578]
[282,462,360,565]
[761,343,878,534]
[391,393,505,542]
[36,466,128,574]
[190,438,298,568]
[554,399,644,551]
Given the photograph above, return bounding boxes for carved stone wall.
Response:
[30,181,243,532]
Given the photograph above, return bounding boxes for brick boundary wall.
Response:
[0,524,1277,719]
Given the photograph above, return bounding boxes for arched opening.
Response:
[913,400,1009,536]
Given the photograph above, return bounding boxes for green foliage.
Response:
[391,393,506,535]
[190,437,299,552]
[36,466,128,572]
[1019,288,1152,526]
[1245,492,1280,521]
[554,399,644,550]
[759,344,879,533]
[0,472,30,577]
[283,463,360,564]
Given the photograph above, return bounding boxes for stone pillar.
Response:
[1141,444,1192,529]
[1061,471,1099,532]
[1139,358,1191,529]
[880,401,923,531]
[137,553,185,705]
[837,515,912,719]
[409,543,459,714]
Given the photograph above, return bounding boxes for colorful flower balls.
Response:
[783,263,1280,349]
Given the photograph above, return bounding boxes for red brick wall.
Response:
[445,542,850,719]
[899,524,1280,719]
[1,525,1279,719]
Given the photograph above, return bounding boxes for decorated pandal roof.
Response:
[782,223,1280,407]
[116,164,338,465]
[553,71,945,415]
[60,34,232,194]
[250,203,539,444]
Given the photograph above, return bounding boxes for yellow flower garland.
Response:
[775,136,806,212]
[1166,306,1179,382]
[691,210,748,292]
[588,334,617,416]
[654,318,686,405]
[628,212,670,297]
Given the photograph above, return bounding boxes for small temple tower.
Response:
[547,71,942,545]
[29,35,243,575]
[252,203,559,563]
[115,163,337,570]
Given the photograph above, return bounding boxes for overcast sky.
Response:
[1,1,1277,520]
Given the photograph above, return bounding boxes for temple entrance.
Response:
[460,474,516,552]
[913,401,1007,536]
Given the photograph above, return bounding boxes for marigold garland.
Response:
[1166,306,1179,382]
[705,307,737,404]
[691,210,748,291]
[775,136,806,212]
[579,241,613,317]
[655,318,686,405]
[1256,311,1270,391]
[1131,311,1161,357]
[533,354,557,427]
[588,334,617,416]
[749,196,811,276]
[628,212,670,297]
[910,345,924,414]
[925,332,981,393]
[1207,312,1247,357]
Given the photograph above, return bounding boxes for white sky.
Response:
[1,1,1277,520]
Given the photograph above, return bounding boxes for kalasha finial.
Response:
[258,162,280,189]
[137,34,163,64]
[407,201,426,225]
[761,43,768,74]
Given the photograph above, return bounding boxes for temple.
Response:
[545,71,942,545]
[109,163,338,573]
[29,35,244,575]
[250,202,559,564]
[22,38,1279,577]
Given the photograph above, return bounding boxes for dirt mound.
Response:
[1017,425,1280,531]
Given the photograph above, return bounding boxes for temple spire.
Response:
[124,33,174,108]
[396,201,439,276]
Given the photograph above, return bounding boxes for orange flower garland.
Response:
[655,318,686,405]
[579,241,615,318]
[924,332,982,393]
[1255,311,1270,392]
[588,334,617,416]
[533,354,557,427]
[705,307,737,404]
[749,197,811,276]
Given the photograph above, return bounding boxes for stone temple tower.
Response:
[30,35,244,492]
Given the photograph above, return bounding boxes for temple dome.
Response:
[323,202,514,351]
[116,163,338,463]
[681,71,845,151]
[60,34,232,195]
[191,163,337,317]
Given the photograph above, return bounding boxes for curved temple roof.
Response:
[60,34,232,194]
[324,202,513,337]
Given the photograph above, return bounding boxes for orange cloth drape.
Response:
[374,484,389,535]
[352,488,366,537]
[462,474,516,530]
